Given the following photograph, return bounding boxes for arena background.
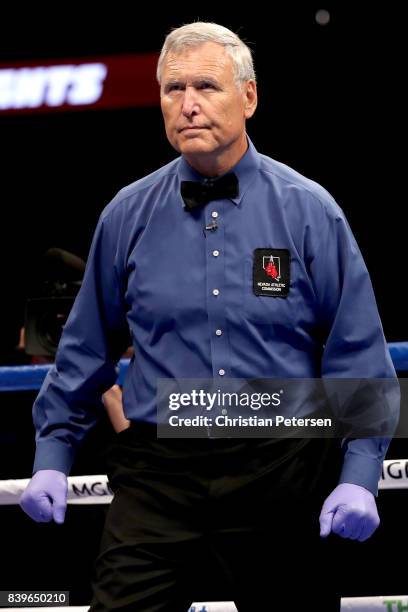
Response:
[0,5,405,608]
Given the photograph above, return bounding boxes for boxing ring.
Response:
[1,342,407,611]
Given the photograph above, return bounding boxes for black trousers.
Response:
[89,423,347,611]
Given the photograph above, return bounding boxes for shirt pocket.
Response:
[243,258,291,325]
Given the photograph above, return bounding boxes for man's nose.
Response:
[181,86,200,117]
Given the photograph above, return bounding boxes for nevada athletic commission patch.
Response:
[252,248,290,297]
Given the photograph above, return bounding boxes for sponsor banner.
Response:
[0,475,112,505]
[342,596,408,611]
[66,475,113,504]
[380,460,408,490]
[0,53,159,115]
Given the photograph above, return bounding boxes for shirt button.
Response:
[218,369,225,376]
[212,250,219,257]
[211,211,218,218]
[212,289,220,296]
[215,329,222,336]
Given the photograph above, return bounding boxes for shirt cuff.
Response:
[33,439,75,476]
[338,451,382,496]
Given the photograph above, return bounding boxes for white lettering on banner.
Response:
[0,63,107,110]
[68,63,107,105]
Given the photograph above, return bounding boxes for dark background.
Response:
[0,6,406,606]
[0,5,405,363]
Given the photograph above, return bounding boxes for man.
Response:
[20,22,397,611]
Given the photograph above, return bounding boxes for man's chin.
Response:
[178,140,216,156]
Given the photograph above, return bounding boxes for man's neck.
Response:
[183,135,248,178]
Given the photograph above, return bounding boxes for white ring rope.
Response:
[0,459,407,505]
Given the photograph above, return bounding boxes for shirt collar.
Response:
[177,135,261,207]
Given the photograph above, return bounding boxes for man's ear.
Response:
[244,80,258,119]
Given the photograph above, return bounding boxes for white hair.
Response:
[157,22,256,86]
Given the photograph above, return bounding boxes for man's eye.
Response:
[167,84,183,92]
[199,82,215,89]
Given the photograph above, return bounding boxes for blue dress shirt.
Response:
[32,137,397,494]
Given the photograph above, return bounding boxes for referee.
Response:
[20,22,398,611]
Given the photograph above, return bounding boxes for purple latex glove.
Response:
[319,483,380,542]
[20,469,68,524]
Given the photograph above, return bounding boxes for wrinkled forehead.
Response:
[161,42,235,83]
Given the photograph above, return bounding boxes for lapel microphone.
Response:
[203,220,218,237]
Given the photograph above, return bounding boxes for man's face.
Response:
[160,42,257,162]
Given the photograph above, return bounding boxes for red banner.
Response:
[0,53,160,115]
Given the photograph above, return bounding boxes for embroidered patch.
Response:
[252,248,290,297]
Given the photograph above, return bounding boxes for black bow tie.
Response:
[181,172,239,210]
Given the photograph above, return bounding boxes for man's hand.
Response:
[319,483,380,541]
[20,469,68,524]
[102,384,131,433]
